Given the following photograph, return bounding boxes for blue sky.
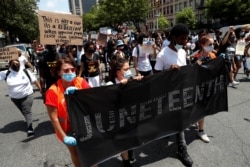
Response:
[38,0,70,13]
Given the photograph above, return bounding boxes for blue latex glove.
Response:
[63,136,77,146]
[65,86,77,95]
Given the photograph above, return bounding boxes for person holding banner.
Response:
[45,56,97,167]
[78,41,102,87]
[109,57,143,167]
[154,24,193,167]
[191,34,217,143]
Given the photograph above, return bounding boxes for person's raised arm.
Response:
[221,26,234,46]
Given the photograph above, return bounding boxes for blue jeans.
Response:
[242,55,249,71]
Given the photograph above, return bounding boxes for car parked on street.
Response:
[0,43,31,70]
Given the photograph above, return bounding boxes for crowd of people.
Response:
[2,23,250,167]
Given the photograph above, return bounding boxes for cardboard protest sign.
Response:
[141,38,155,55]
[235,40,246,55]
[99,27,108,34]
[0,47,18,62]
[96,33,107,47]
[38,11,83,45]
[90,34,98,40]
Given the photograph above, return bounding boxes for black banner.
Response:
[66,57,228,166]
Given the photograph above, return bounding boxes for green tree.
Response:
[82,7,103,32]
[176,7,196,29]
[91,0,151,32]
[158,14,170,30]
[0,0,39,44]
[205,0,250,25]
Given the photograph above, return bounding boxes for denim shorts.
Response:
[234,55,243,62]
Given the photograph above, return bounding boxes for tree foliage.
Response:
[158,14,170,30]
[205,0,250,25]
[83,0,151,32]
[176,7,196,29]
[82,7,103,32]
[0,0,39,44]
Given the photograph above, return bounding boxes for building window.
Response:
[189,0,193,6]
[175,4,178,12]
[179,3,182,11]
[184,1,187,8]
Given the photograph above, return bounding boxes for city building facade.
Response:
[68,0,83,15]
[68,0,207,31]
[68,0,99,15]
[146,0,206,31]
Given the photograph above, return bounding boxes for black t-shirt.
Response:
[217,42,230,57]
[81,53,100,77]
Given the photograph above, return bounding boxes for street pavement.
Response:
[0,62,250,167]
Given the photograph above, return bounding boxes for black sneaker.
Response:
[27,125,34,137]
[245,70,250,77]
[122,160,132,167]
[27,130,34,137]
[177,146,193,167]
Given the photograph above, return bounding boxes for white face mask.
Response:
[175,44,183,50]
[203,45,214,52]
[174,37,183,50]
[123,70,132,79]
[119,46,124,50]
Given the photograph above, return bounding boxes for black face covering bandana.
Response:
[88,48,95,53]
[229,37,236,43]
[11,64,20,72]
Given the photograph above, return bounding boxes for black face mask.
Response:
[11,64,20,72]
[229,37,235,43]
[88,48,95,53]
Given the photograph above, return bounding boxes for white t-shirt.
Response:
[77,49,84,66]
[18,55,28,70]
[154,46,187,71]
[191,35,199,43]
[132,45,152,72]
[0,69,37,99]
[162,39,170,48]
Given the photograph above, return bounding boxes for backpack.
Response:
[5,69,32,83]
[136,45,140,60]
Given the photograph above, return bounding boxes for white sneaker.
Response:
[231,80,240,87]
[235,79,240,83]
[197,131,210,143]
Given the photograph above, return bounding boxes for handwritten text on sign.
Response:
[38,11,83,45]
[0,47,18,62]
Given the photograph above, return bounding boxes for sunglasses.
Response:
[62,68,76,73]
